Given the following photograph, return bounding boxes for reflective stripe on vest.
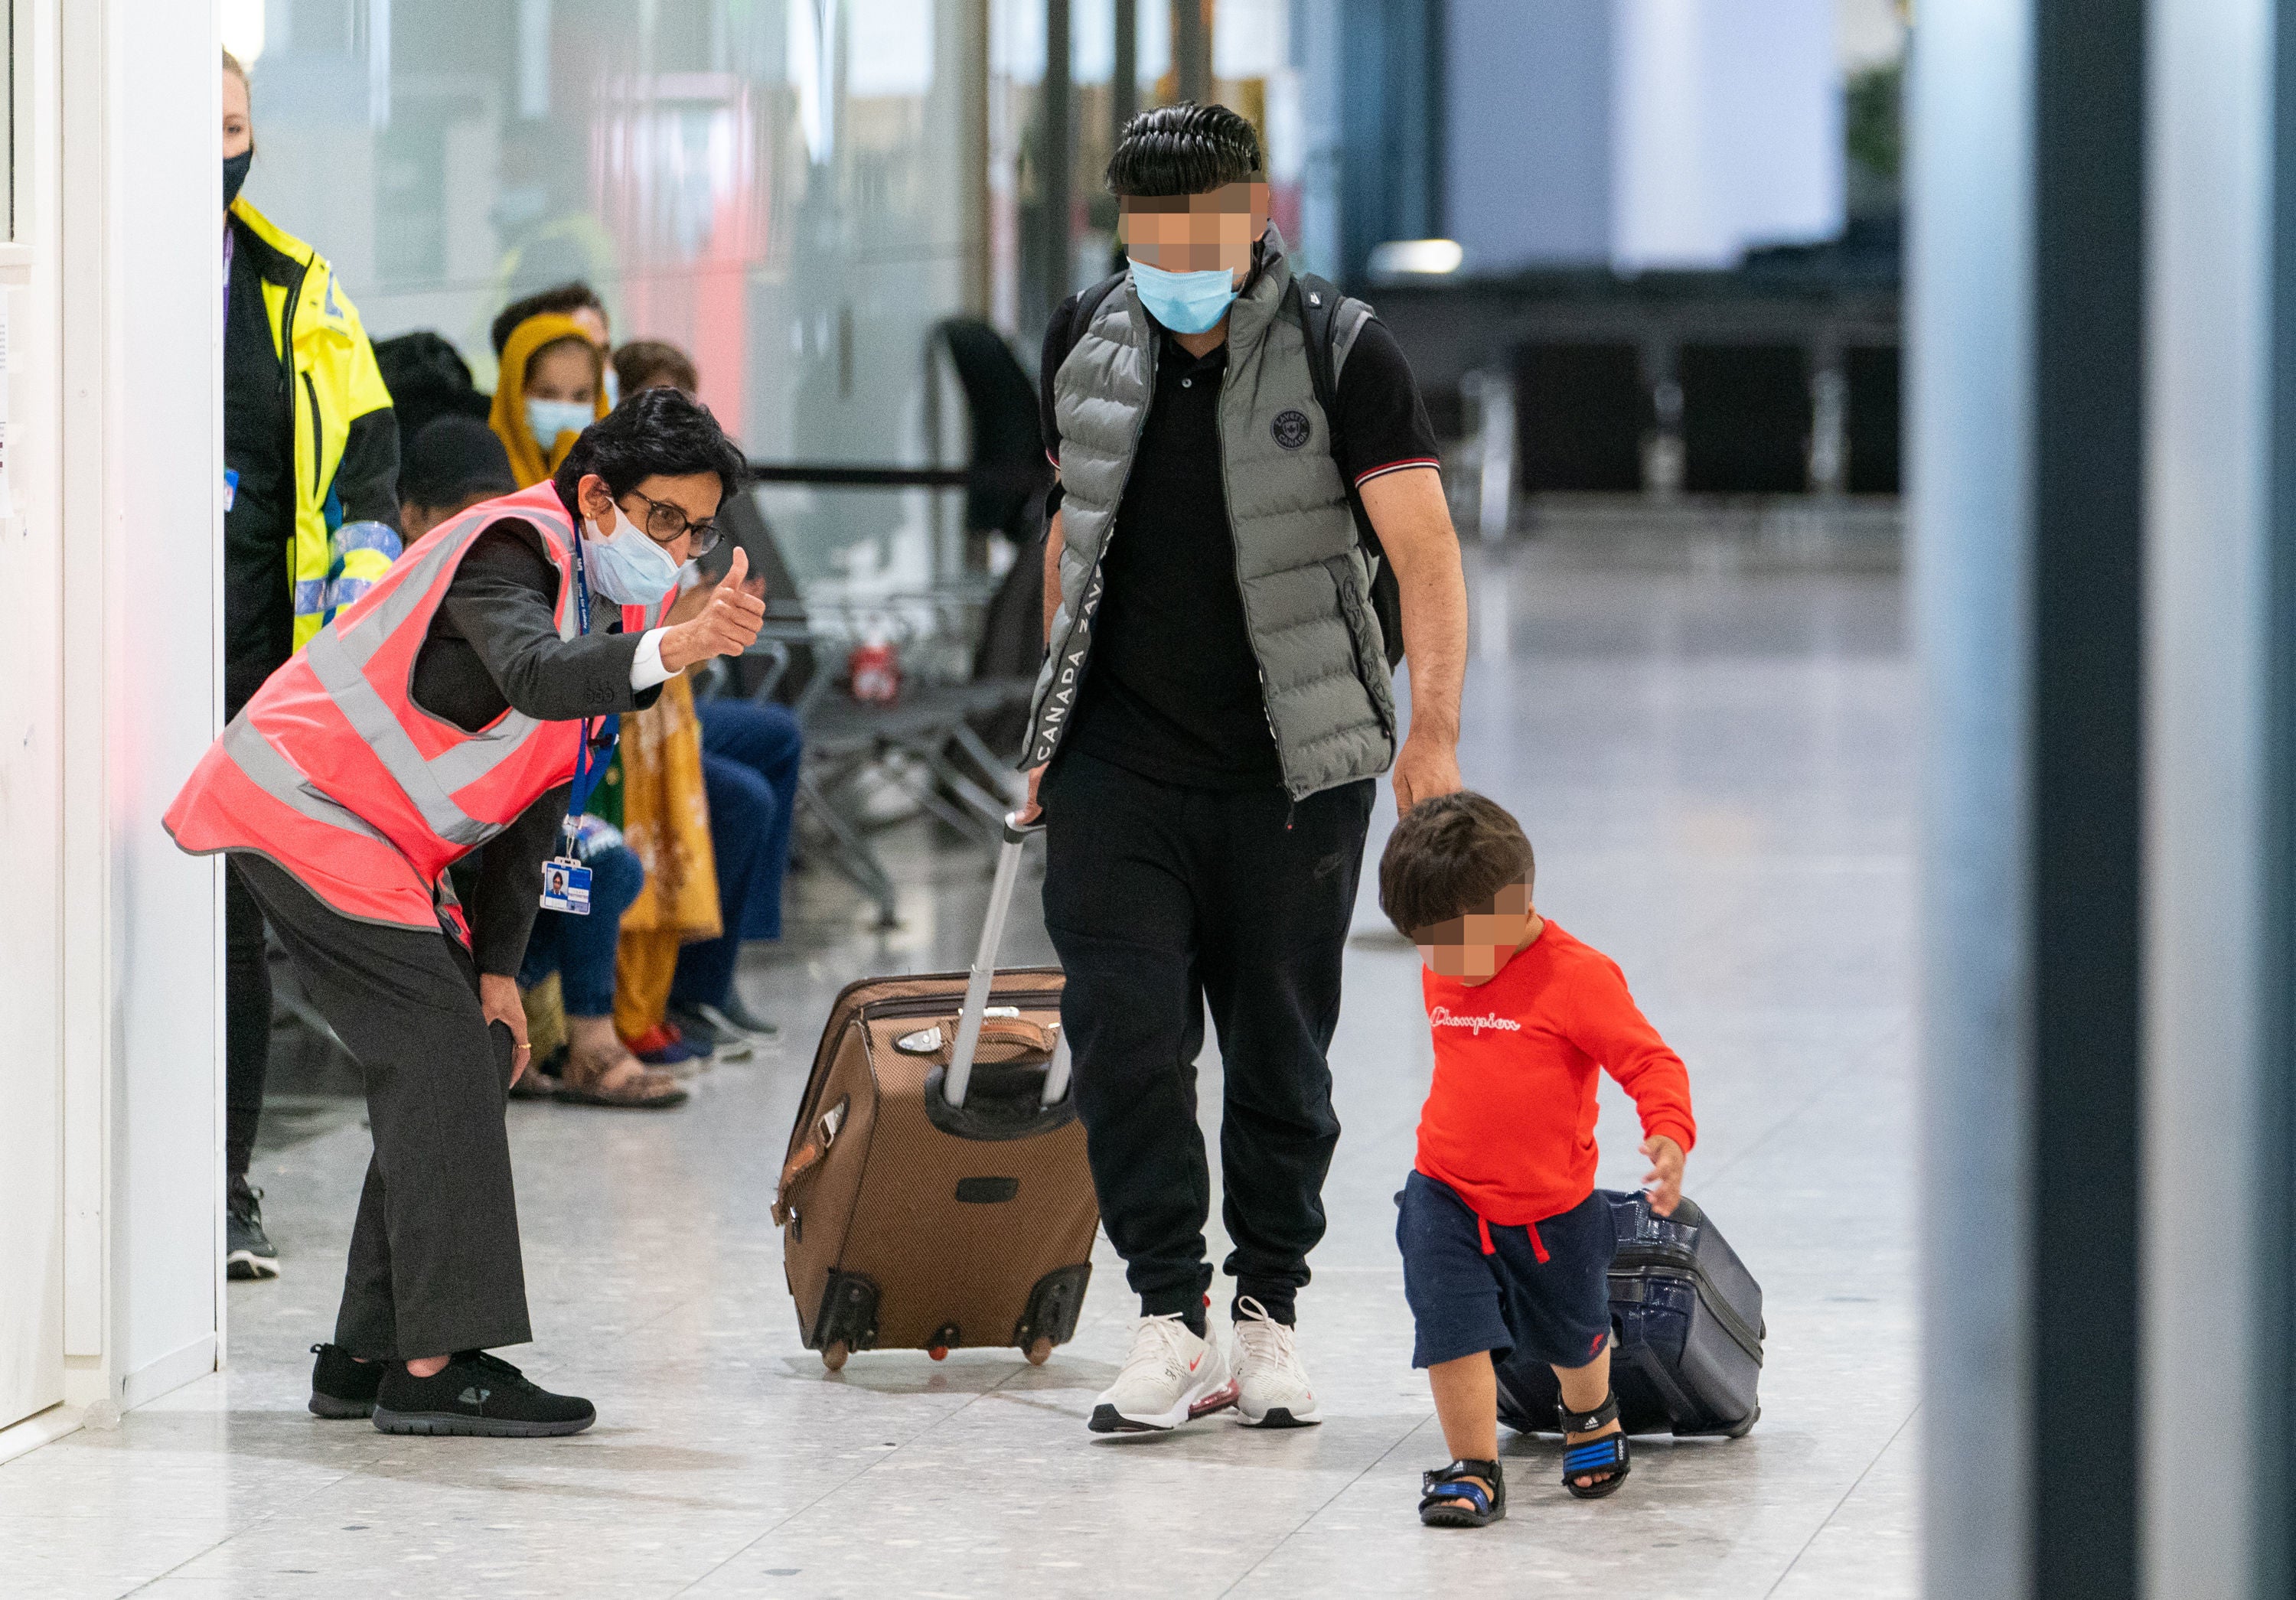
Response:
[165,481,588,929]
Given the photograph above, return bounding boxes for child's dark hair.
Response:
[612,339,700,396]
[1106,103,1263,197]
[1378,791,1535,936]
[401,415,516,508]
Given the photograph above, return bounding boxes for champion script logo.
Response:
[1429,1006,1521,1036]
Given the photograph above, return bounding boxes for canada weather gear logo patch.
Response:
[1271,409,1313,450]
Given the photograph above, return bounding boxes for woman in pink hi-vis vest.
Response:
[168,390,765,1437]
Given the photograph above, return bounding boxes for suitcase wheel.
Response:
[928,1322,960,1361]
[822,1341,850,1372]
[1024,1337,1052,1366]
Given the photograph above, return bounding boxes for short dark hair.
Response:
[1378,791,1536,937]
[553,385,748,508]
[401,415,516,509]
[1106,103,1263,197]
[491,281,605,358]
[612,339,700,396]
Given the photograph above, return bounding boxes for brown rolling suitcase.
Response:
[773,819,1097,1368]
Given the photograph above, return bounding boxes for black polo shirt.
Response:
[1039,289,1439,790]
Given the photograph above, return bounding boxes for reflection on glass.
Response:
[239,0,975,607]
[988,0,1303,342]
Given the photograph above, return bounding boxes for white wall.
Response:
[1443,0,1613,269]
[1611,0,1842,269]
[1435,0,1847,274]
[0,0,71,1442]
[52,0,223,1421]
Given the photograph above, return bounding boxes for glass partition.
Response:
[233,0,982,606]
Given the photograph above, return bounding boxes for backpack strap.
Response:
[1289,270,1407,668]
[1061,270,1130,367]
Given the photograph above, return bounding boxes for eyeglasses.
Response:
[619,488,721,558]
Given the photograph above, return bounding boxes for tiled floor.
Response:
[0,545,1918,1598]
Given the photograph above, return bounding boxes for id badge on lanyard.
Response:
[544,523,618,914]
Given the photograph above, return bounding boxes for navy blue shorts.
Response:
[1396,1171,1616,1370]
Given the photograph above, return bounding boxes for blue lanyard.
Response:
[563,526,619,849]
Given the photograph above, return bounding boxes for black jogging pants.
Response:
[1039,749,1375,1326]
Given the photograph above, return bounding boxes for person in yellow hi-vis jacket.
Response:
[222,48,403,1282]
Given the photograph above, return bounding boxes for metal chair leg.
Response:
[920,739,1015,839]
[950,720,1029,803]
[797,768,901,928]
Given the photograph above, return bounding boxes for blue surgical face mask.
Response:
[579,514,683,607]
[1130,258,1239,335]
[527,399,594,449]
[603,368,621,409]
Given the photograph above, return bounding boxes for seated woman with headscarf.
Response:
[491,310,716,1097]
[491,312,608,487]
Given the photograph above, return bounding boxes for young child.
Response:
[1380,791,1695,1527]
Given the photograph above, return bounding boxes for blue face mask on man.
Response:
[527,399,594,450]
[1129,259,1240,336]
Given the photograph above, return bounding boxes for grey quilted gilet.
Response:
[1022,231,1397,800]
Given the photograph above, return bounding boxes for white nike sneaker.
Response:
[1088,1313,1238,1433]
[1231,1297,1321,1427]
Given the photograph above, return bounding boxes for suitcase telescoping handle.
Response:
[944,813,1070,1111]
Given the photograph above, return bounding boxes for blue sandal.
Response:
[1561,1393,1630,1499]
[1420,1457,1506,1527]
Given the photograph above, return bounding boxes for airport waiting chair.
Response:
[701,320,1052,927]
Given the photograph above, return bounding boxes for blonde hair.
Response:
[222,48,248,89]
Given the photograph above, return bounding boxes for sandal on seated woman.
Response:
[1561,1393,1630,1499]
[1419,1457,1505,1528]
[556,1015,688,1108]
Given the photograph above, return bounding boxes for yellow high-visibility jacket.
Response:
[227,196,400,652]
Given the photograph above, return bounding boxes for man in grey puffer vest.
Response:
[1021,104,1469,1436]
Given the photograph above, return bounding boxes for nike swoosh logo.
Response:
[1189,1357,1201,1371]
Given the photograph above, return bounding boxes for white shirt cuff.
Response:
[630,627,677,691]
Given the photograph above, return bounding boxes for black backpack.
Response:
[1059,269,1407,668]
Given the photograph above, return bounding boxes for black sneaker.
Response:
[308,1342,383,1419]
[371,1351,596,1437]
[697,995,780,1042]
[664,1004,726,1053]
[226,1176,280,1280]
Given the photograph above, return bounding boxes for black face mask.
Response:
[223,148,253,209]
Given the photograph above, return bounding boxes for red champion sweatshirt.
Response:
[1414,920,1697,1227]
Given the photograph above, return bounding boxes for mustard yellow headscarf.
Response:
[488,312,608,487]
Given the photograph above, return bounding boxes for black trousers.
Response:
[224,673,282,1182]
[224,860,272,1180]
[233,854,530,1360]
[1039,750,1374,1324]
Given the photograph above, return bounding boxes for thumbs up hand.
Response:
[661,546,767,670]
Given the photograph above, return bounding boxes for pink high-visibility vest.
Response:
[166,481,661,931]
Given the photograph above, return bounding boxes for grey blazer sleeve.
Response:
[441,530,662,722]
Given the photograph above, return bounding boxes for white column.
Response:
[2141,1,2277,1595]
[1909,2,2036,1595]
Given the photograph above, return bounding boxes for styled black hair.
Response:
[1378,791,1536,937]
[491,281,605,358]
[1105,103,1263,197]
[553,385,748,507]
[401,415,516,508]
